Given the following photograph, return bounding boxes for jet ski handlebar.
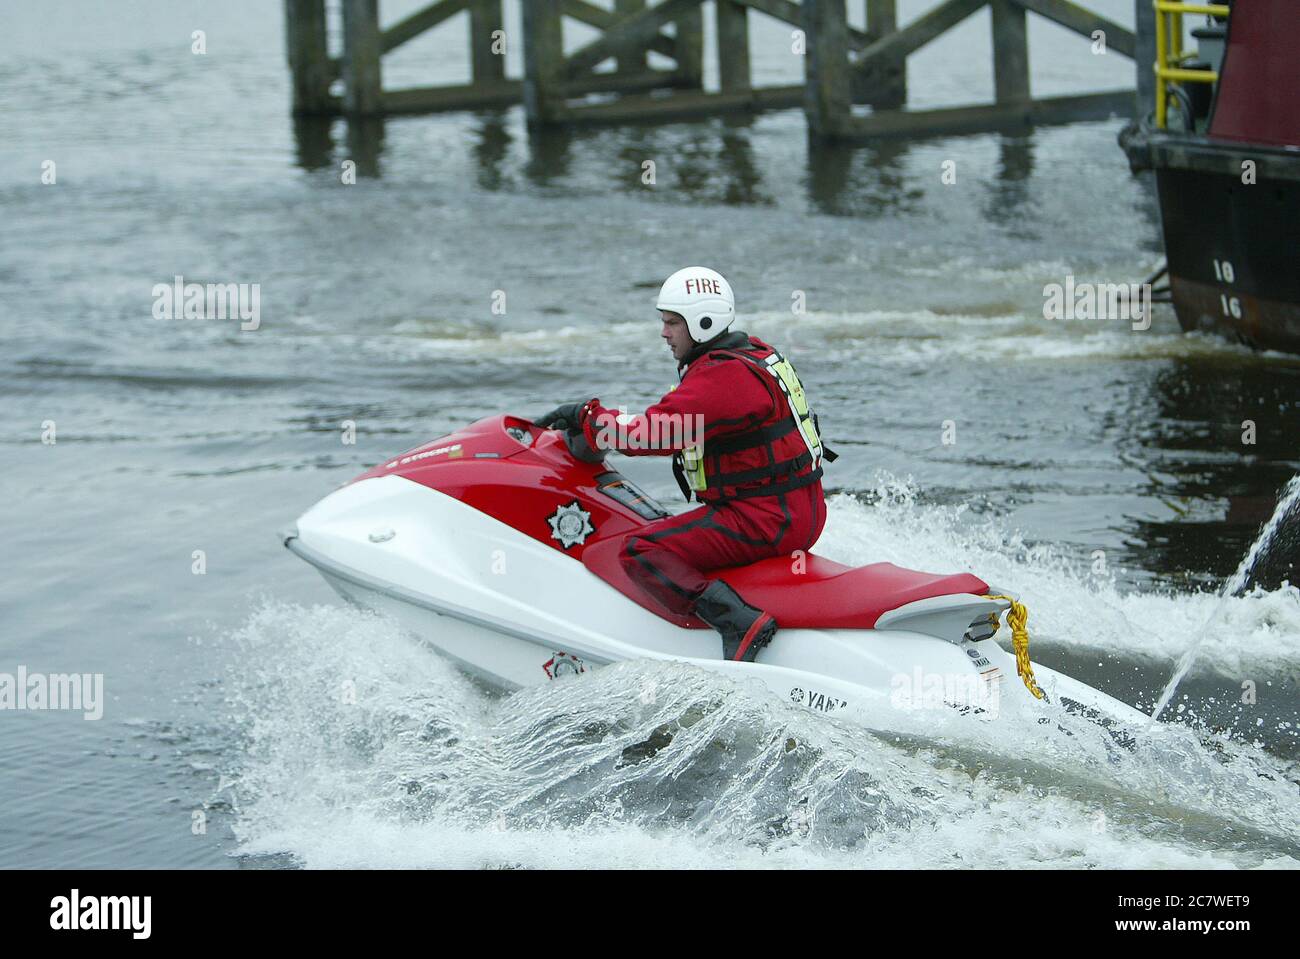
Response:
[559,422,607,463]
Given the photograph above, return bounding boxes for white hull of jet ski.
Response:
[284,474,1146,729]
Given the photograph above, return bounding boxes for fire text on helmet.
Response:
[684,277,722,296]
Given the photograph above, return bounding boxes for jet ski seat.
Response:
[581,537,990,630]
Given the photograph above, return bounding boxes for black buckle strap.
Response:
[706,420,796,455]
[717,467,823,501]
[709,451,813,487]
[709,427,835,466]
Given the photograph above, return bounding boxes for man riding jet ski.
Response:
[282,273,1148,725]
[537,267,835,664]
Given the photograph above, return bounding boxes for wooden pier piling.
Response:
[804,0,852,137]
[860,0,907,110]
[615,0,650,74]
[717,1,752,93]
[285,0,330,115]
[673,5,706,90]
[991,0,1031,105]
[341,0,384,116]
[1133,0,1156,119]
[469,0,506,87]
[523,0,566,125]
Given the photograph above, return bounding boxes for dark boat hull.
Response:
[1151,137,1300,353]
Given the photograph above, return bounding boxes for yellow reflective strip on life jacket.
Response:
[681,445,707,491]
[762,353,824,465]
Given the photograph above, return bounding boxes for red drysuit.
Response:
[580,331,827,615]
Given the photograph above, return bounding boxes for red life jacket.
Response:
[675,336,831,504]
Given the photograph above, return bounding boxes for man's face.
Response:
[660,310,693,362]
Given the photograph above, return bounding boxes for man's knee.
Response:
[619,534,649,574]
[622,533,683,570]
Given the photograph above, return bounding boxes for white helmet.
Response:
[656,267,735,343]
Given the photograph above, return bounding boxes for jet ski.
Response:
[282,414,1145,729]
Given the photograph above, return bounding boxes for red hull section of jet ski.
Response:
[350,416,649,553]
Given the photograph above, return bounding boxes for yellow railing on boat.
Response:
[1154,0,1231,128]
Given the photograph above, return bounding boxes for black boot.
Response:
[693,580,777,663]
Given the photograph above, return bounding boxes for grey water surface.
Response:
[2,0,1297,869]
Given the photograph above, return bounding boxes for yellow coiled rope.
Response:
[983,595,1045,700]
